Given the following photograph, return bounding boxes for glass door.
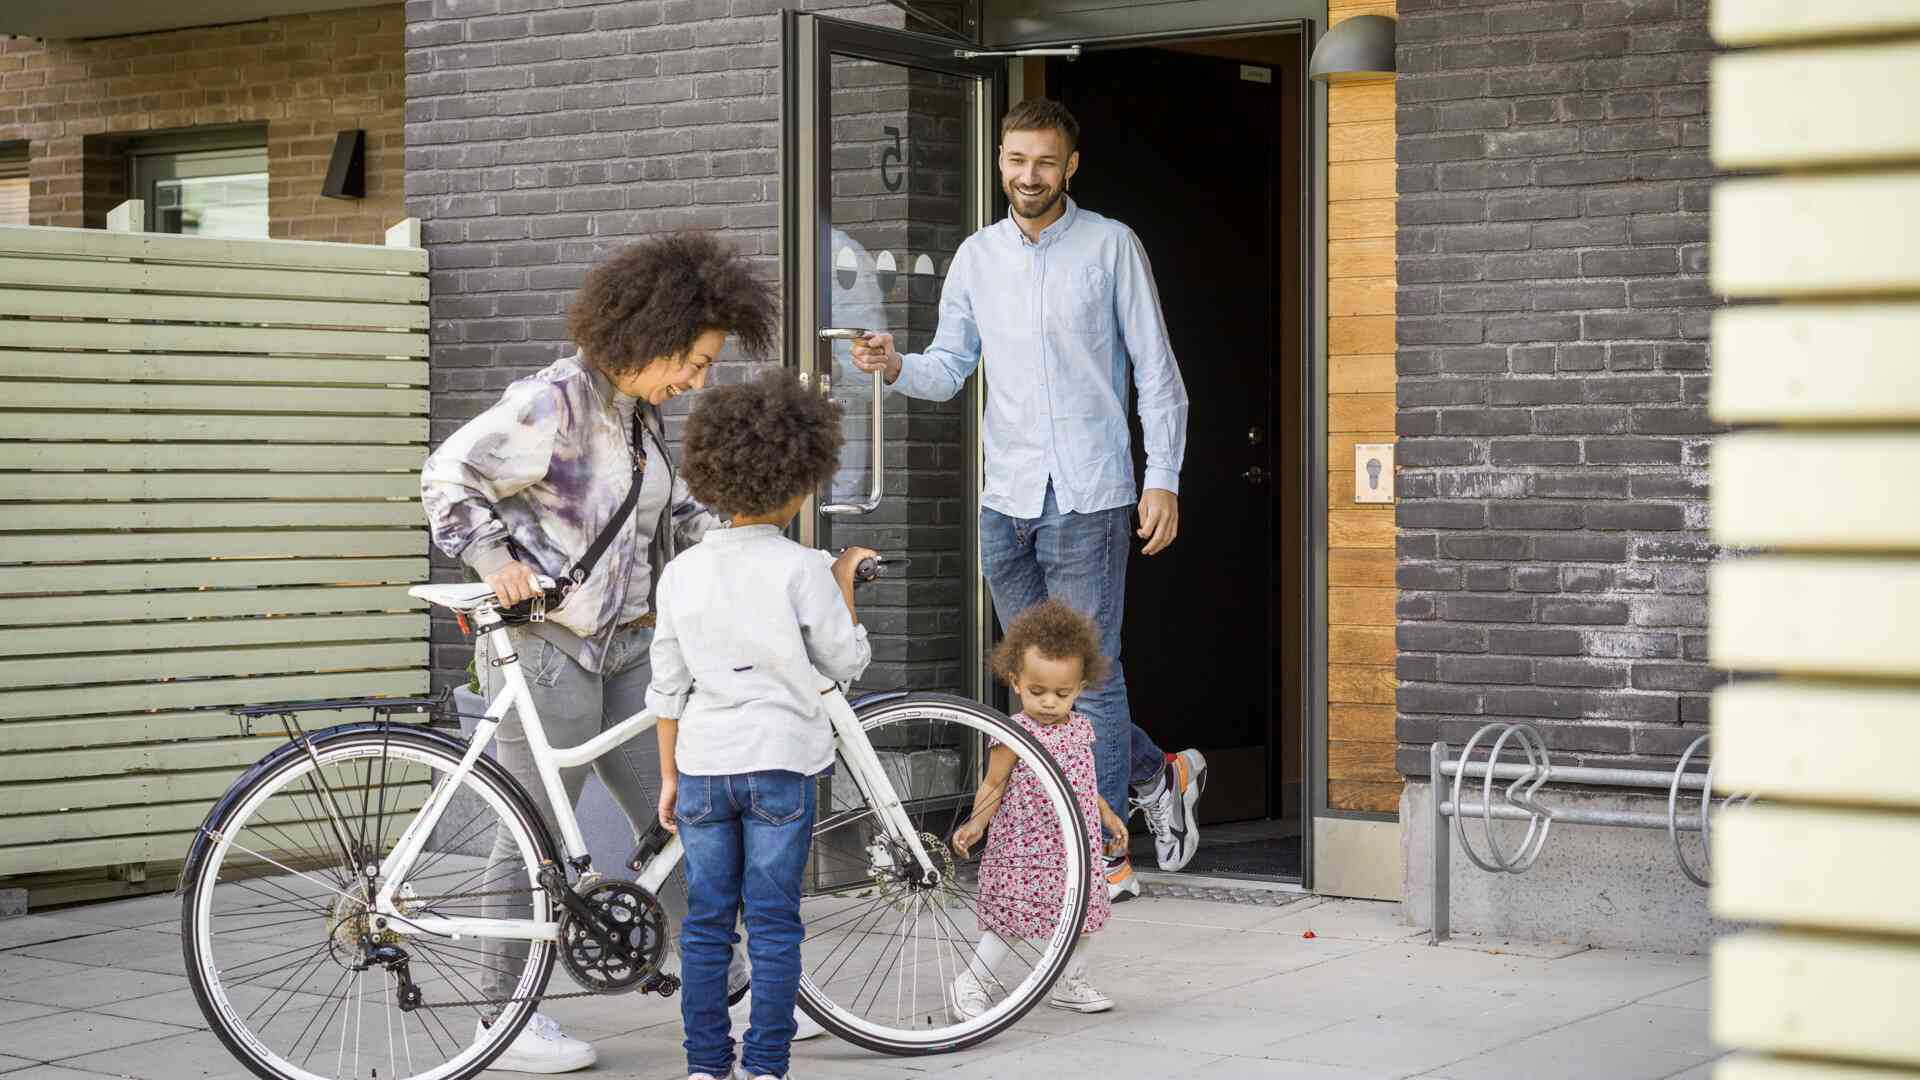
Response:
[784,12,1004,701]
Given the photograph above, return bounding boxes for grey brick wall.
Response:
[403,0,965,696]
[1393,0,1725,776]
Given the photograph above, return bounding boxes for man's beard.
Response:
[1004,176,1065,220]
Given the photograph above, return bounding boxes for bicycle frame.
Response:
[368,611,939,944]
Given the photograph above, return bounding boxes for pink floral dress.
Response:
[976,711,1110,939]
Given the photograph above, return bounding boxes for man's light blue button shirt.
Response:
[891,198,1189,520]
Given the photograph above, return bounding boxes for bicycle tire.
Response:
[796,692,1091,1056]
[181,722,561,1080]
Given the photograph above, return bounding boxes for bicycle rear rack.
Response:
[1429,721,1755,945]
[229,688,462,738]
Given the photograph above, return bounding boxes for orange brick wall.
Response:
[0,5,403,242]
[1325,0,1400,814]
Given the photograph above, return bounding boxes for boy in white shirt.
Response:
[648,371,875,1080]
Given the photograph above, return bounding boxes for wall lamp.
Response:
[1309,14,1397,82]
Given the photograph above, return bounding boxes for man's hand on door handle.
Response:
[849,331,902,385]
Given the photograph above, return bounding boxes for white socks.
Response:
[1065,932,1099,980]
[967,930,1011,983]
[965,930,1099,983]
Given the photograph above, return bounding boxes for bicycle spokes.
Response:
[798,699,1089,1049]
[186,731,555,1080]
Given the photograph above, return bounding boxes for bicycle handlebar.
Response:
[820,549,910,584]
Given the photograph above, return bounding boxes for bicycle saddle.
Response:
[408,582,499,612]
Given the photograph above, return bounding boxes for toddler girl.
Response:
[949,598,1128,1019]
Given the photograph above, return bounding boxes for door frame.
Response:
[780,12,1007,703]
[783,8,1347,889]
[1011,18,1337,888]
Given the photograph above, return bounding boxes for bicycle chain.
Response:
[380,880,675,1006]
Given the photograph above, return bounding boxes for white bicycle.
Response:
[180,560,1091,1080]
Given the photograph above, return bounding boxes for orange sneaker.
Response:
[1105,853,1141,903]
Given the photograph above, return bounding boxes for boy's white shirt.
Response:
[646,523,872,777]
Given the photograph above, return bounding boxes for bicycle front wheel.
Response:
[180,722,559,1080]
[798,693,1090,1055]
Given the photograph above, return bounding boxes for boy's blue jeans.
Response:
[980,483,1170,834]
[677,770,817,1079]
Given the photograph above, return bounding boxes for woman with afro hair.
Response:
[421,233,791,1072]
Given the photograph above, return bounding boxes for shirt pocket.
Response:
[1052,264,1111,332]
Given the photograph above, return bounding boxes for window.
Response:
[128,127,268,238]
[0,142,27,227]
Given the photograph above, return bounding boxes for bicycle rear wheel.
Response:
[798,693,1090,1055]
[180,722,559,1080]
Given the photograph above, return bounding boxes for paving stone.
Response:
[0,956,188,1010]
[57,1032,257,1080]
[0,1012,187,1062]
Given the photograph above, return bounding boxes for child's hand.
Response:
[1099,803,1129,854]
[832,546,878,590]
[657,778,679,834]
[951,817,985,858]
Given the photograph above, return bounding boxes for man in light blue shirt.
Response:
[852,99,1210,897]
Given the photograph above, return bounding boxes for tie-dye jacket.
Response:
[421,354,717,673]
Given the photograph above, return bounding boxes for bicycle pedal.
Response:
[642,973,680,999]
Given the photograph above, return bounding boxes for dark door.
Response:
[1049,48,1282,824]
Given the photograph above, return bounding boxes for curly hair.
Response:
[566,233,778,378]
[991,599,1109,687]
[681,369,844,518]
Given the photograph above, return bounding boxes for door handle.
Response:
[818,328,884,515]
[1243,466,1268,485]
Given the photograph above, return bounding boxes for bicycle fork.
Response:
[824,690,943,886]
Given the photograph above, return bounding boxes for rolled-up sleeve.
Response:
[420,382,561,572]
[645,573,694,718]
[1114,229,1188,495]
[794,564,871,685]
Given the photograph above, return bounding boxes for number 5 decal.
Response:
[880,125,904,192]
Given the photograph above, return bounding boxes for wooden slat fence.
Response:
[0,207,431,899]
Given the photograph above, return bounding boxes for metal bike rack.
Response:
[1428,722,1753,945]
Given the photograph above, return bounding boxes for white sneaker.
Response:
[948,970,992,1021]
[728,986,825,1041]
[1105,853,1141,903]
[731,1068,792,1080]
[477,1012,596,1073]
[1132,749,1207,872]
[1048,971,1113,1014]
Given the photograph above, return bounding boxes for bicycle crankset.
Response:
[556,880,670,994]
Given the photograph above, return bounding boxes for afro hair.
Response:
[681,369,845,518]
[991,598,1109,688]
[566,232,778,378]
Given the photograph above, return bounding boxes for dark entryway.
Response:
[1047,34,1305,878]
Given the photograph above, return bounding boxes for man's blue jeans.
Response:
[676,770,817,1079]
[980,483,1169,835]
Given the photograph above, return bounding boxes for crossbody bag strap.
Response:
[564,407,647,591]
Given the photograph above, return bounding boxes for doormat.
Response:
[1181,836,1303,879]
[1132,835,1304,881]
